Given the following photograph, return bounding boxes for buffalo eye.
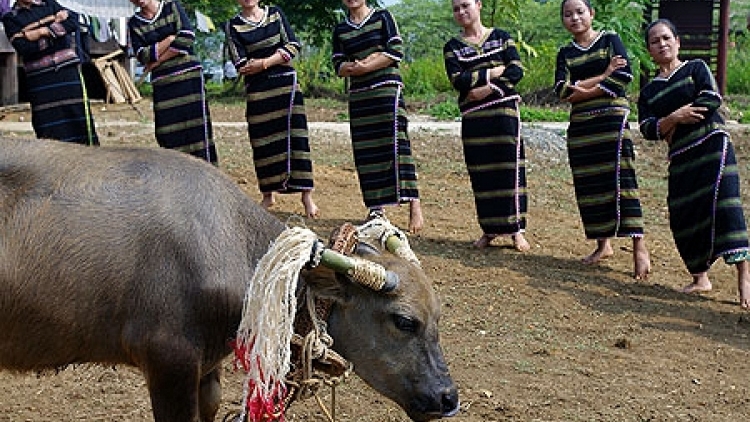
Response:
[392,315,419,333]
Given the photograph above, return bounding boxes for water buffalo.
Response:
[0,138,459,422]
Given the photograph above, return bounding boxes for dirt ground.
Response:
[2,99,750,422]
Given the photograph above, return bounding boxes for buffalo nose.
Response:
[441,388,460,416]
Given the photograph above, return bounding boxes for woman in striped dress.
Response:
[638,19,750,308]
[128,0,217,164]
[444,0,529,251]
[225,0,318,218]
[2,0,98,145]
[554,0,650,279]
[332,0,423,234]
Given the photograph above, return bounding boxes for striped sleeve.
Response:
[380,10,403,62]
[169,1,194,53]
[443,40,489,92]
[691,60,722,115]
[553,48,572,99]
[599,33,632,96]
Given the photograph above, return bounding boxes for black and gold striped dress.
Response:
[2,0,98,145]
[332,8,419,210]
[639,59,749,274]
[554,30,644,240]
[128,0,217,164]
[444,28,526,236]
[225,5,313,194]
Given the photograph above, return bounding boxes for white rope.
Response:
[235,226,318,421]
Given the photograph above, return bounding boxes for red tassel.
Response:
[232,338,290,421]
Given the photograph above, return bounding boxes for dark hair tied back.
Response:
[644,18,678,45]
[560,0,593,18]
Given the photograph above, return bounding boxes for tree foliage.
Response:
[178,0,345,44]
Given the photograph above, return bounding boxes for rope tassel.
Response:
[234,227,319,422]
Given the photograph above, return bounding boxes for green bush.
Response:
[401,55,453,97]
[727,36,750,96]
[296,44,347,100]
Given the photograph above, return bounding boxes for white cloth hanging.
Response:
[57,0,134,19]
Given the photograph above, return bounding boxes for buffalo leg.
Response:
[199,367,222,422]
[143,346,202,422]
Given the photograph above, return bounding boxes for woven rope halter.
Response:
[231,217,418,422]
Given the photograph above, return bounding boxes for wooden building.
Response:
[644,0,731,93]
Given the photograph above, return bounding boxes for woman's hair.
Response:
[644,18,678,44]
[560,0,592,18]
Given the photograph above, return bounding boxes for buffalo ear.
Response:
[354,241,381,256]
[300,266,352,303]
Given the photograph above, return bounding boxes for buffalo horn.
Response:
[318,248,399,292]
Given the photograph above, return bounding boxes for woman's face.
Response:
[647,23,680,65]
[129,0,149,8]
[237,0,259,8]
[561,0,594,36]
[452,0,481,28]
[342,0,366,11]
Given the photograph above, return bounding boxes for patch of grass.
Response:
[425,100,460,121]
[726,95,750,124]
[521,106,569,122]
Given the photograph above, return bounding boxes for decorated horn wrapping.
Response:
[357,218,421,267]
[310,243,399,292]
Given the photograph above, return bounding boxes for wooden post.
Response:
[0,24,19,106]
[717,0,729,94]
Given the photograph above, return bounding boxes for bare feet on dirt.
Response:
[737,261,750,309]
[408,200,424,234]
[261,192,275,209]
[473,233,497,249]
[633,237,651,280]
[582,239,614,264]
[301,191,320,219]
[512,233,531,252]
[682,272,712,294]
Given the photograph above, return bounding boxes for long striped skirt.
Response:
[27,65,98,145]
[668,132,749,274]
[152,69,217,164]
[245,70,313,193]
[567,102,644,239]
[348,84,419,208]
[461,99,526,235]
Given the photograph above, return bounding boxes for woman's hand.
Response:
[605,55,627,77]
[488,65,506,79]
[54,10,69,23]
[238,58,268,76]
[563,84,596,103]
[657,104,708,144]
[466,85,493,102]
[669,104,708,125]
[339,60,368,77]
[20,27,51,41]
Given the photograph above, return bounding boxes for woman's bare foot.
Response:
[736,261,750,309]
[682,272,712,294]
[408,200,424,234]
[261,192,275,209]
[473,234,497,249]
[512,233,530,252]
[301,191,320,219]
[633,237,651,280]
[582,239,614,264]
